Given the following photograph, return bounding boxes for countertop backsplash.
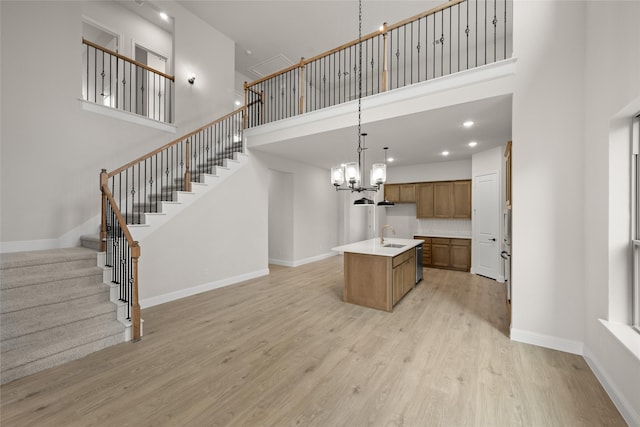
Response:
[383,204,472,239]
[415,219,472,239]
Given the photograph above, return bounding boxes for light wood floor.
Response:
[1,256,625,426]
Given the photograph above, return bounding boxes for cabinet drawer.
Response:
[414,236,432,243]
[432,238,450,245]
[451,239,471,247]
[392,249,413,268]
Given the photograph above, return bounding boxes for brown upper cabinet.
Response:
[384,183,416,203]
[416,180,471,219]
[433,182,453,218]
[452,181,472,218]
[386,180,471,219]
[416,183,434,218]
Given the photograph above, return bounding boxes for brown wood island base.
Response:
[334,238,422,312]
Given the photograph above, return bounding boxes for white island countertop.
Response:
[332,238,424,258]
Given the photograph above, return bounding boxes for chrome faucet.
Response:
[380,224,396,244]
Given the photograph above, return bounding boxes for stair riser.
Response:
[0,273,107,314]
[1,331,124,385]
[0,259,98,287]
[1,311,120,355]
[1,294,115,341]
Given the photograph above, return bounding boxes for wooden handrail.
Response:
[82,38,175,82]
[107,106,246,178]
[245,0,466,89]
[101,183,138,246]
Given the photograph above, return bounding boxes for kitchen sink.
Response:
[382,243,405,248]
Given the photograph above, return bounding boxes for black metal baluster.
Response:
[466,0,470,70]
[433,13,436,79]
[449,7,452,76]
[129,62,132,113]
[485,0,488,65]
[457,4,460,72]
[504,0,507,60]
[494,0,498,62]
[441,9,444,77]
[94,47,98,102]
[417,20,421,83]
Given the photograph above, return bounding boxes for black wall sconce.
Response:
[188,73,196,85]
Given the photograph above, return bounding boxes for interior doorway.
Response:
[135,45,168,121]
[473,171,500,280]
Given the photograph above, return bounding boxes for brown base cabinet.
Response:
[392,249,416,305]
[343,248,416,312]
[414,236,471,272]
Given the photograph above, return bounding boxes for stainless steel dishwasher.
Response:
[416,244,423,283]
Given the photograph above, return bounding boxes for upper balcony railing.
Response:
[244,0,512,127]
[82,38,175,124]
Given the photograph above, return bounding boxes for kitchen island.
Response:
[332,238,424,312]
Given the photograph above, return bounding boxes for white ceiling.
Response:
[248,94,512,169]
[162,0,512,167]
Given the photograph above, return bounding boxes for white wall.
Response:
[138,155,268,306]
[0,0,235,250]
[511,0,586,352]
[82,1,173,71]
[582,1,640,423]
[387,158,472,183]
[268,169,294,264]
[254,151,339,266]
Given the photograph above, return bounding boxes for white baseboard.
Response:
[139,268,270,309]
[584,346,640,427]
[269,252,336,268]
[510,328,584,355]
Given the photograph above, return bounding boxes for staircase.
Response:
[109,151,247,243]
[0,248,126,384]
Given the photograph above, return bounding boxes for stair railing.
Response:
[244,0,512,127]
[103,107,246,226]
[100,179,142,341]
[82,38,175,123]
[99,107,246,341]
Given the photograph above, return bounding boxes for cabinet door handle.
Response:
[490,238,496,241]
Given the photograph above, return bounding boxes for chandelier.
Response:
[330,0,387,205]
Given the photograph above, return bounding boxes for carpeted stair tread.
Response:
[1,295,115,341]
[1,274,107,314]
[1,321,125,385]
[1,265,103,290]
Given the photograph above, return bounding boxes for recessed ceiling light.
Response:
[159,12,169,21]
[387,157,394,162]
[468,141,478,147]
[463,120,474,128]
[442,151,450,156]
[235,100,242,106]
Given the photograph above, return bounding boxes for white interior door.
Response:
[474,172,499,279]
